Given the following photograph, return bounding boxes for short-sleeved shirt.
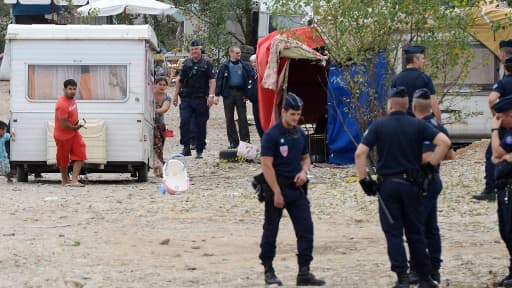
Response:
[499,128,512,153]
[391,68,436,113]
[54,95,79,140]
[261,120,308,178]
[0,132,10,160]
[421,114,450,153]
[178,57,215,80]
[178,57,215,97]
[492,74,512,98]
[180,58,216,81]
[361,111,440,175]
[421,114,450,173]
[154,94,171,125]
[495,128,512,180]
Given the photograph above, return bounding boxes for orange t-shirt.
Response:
[54,95,79,140]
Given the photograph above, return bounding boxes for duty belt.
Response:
[380,173,412,183]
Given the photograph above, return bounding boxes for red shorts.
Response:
[55,133,87,169]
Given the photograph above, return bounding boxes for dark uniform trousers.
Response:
[497,186,512,260]
[259,183,314,267]
[485,142,496,190]
[223,88,250,146]
[179,96,209,152]
[379,179,432,274]
[410,175,442,271]
[252,101,264,138]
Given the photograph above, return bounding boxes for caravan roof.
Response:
[5,24,159,49]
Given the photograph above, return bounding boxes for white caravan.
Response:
[3,24,158,182]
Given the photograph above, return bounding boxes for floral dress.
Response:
[154,95,171,165]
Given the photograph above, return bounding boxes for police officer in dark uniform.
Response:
[173,40,216,159]
[259,92,325,286]
[489,95,512,287]
[474,42,512,201]
[391,45,442,123]
[408,88,455,285]
[355,87,451,288]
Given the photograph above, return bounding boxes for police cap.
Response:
[493,95,512,113]
[500,40,512,49]
[413,88,431,100]
[387,87,408,98]
[283,92,303,110]
[403,45,425,55]
[190,40,201,47]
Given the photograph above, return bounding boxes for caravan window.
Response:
[27,65,128,101]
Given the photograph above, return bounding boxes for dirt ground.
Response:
[0,81,507,288]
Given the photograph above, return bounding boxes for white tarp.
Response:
[4,0,90,4]
[77,0,179,17]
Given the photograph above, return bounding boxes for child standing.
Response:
[0,120,13,182]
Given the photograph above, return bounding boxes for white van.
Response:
[3,24,158,182]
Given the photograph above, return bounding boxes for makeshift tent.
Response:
[468,3,512,57]
[257,27,326,130]
[256,27,388,165]
[326,54,388,165]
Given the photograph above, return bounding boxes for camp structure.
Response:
[256,27,387,165]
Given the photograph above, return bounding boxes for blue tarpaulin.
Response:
[326,52,388,165]
[11,3,63,15]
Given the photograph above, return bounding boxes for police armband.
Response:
[359,176,378,196]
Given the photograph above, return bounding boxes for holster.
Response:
[251,173,308,203]
[379,170,425,193]
[252,173,273,203]
[495,161,512,190]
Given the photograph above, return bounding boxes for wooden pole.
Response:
[123,7,127,24]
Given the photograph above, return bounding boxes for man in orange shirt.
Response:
[54,79,87,186]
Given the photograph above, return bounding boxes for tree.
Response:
[0,3,11,50]
[142,15,181,51]
[270,0,475,137]
[170,0,257,65]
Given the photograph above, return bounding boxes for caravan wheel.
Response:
[137,163,148,183]
[16,165,28,182]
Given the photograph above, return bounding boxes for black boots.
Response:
[409,269,440,285]
[394,272,409,288]
[417,273,439,288]
[263,263,282,286]
[296,266,325,286]
[498,267,512,287]
[431,269,441,284]
[262,263,324,286]
[408,270,419,285]
[472,187,496,201]
[181,145,191,156]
